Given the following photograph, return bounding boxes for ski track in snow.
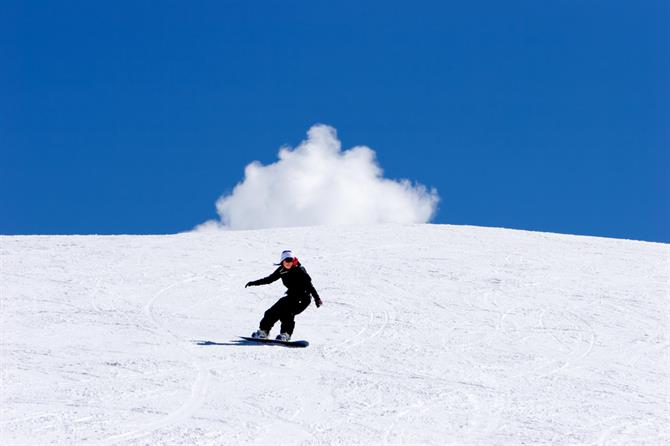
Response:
[101,275,212,444]
[1,225,669,445]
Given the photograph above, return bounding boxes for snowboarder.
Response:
[245,250,322,341]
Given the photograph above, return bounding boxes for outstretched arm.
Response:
[245,267,281,288]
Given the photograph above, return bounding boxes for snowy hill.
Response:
[2,224,668,445]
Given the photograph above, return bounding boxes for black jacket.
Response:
[248,264,320,301]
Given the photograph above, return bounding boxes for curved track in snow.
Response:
[101,275,212,445]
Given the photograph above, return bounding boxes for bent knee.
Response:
[264,309,278,319]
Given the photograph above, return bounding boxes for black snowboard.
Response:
[239,336,309,348]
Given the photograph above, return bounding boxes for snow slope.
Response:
[1,224,668,445]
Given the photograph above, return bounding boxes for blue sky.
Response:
[1,1,668,242]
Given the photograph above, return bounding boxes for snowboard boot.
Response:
[276,332,291,342]
[251,329,268,339]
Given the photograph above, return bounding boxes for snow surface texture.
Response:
[1,224,669,445]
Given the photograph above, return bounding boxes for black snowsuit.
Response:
[247,264,320,336]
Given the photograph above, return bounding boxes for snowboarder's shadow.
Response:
[192,339,264,347]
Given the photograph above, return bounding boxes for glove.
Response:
[245,281,253,288]
[314,296,323,308]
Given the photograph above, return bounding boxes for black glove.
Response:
[314,296,323,308]
[245,281,253,288]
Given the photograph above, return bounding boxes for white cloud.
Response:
[198,124,439,230]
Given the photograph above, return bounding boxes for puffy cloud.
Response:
[198,124,439,230]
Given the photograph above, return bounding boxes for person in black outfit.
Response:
[246,250,322,341]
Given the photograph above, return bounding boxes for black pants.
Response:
[259,295,311,336]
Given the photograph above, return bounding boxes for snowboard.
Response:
[239,336,309,348]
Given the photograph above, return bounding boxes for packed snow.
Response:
[1,224,668,445]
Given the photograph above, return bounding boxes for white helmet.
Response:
[274,250,295,265]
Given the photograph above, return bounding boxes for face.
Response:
[282,258,294,269]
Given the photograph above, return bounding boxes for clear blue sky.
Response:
[2,1,668,242]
